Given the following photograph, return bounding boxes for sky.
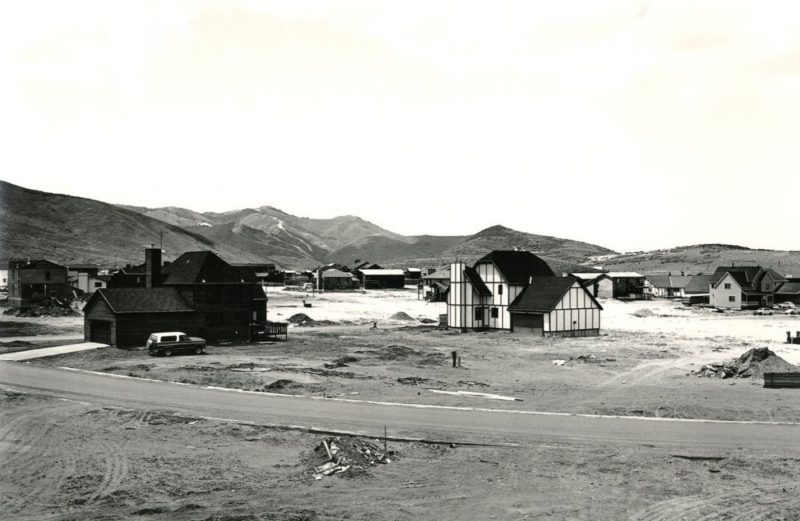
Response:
[2,1,800,252]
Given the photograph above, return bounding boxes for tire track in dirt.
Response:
[630,483,800,521]
[85,437,129,502]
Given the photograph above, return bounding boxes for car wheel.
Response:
[164,349,173,357]
[195,346,203,355]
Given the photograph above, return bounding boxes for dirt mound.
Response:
[287,313,313,325]
[693,347,797,379]
[632,309,654,318]
[308,436,396,479]
[3,302,80,317]
[378,344,422,360]
[388,311,415,321]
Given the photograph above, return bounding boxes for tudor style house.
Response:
[447,250,602,336]
[708,265,787,309]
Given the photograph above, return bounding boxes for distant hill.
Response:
[8,180,796,275]
[0,180,265,266]
[589,244,800,276]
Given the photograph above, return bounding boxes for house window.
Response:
[491,307,499,318]
[729,296,736,302]
[94,282,102,288]
[724,283,731,289]
[474,307,483,321]
[766,283,771,290]
[498,285,503,296]
[45,271,51,281]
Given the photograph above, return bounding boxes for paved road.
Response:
[2,361,799,453]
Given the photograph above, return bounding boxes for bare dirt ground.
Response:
[2,390,800,521]
[5,293,800,519]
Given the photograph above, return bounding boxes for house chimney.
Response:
[145,248,162,288]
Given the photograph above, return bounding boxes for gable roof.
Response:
[710,266,761,286]
[763,268,787,283]
[422,269,451,281]
[475,251,554,284]
[89,288,195,314]
[321,269,352,278]
[8,259,66,270]
[464,266,492,297]
[776,281,800,295]
[685,275,713,294]
[646,275,693,289]
[509,276,602,313]
[163,251,255,284]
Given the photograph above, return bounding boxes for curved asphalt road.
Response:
[2,361,799,453]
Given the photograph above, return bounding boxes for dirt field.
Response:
[5,293,800,519]
[2,390,800,521]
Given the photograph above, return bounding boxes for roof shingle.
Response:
[92,288,195,313]
[475,251,554,284]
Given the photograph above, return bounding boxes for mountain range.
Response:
[3,179,799,275]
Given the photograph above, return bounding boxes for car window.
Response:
[178,335,188,342]
[161,335,177,342]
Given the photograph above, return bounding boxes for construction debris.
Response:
[3,301,80,317]
[692,347,797,379]
[311,436,395,479]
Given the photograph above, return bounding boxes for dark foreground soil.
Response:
[2,390,800,521]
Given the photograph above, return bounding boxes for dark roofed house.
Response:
[84,288,199,346]
[318,269,356,290]
[709,264,785,309]
[646,274,693,299]
[447,251,601,336]
[683,274,714,304]
[8,259,70,306]
[85,248,268,347]
[507,276,602,336]
[775,280,800,305]
[422,268,451,302]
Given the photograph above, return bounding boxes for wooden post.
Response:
[451,351,457,368]
[384,425,387,454]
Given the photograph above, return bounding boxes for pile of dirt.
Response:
[287,313,313,325]
[632,309,655,318]
[3,302,80,317]
[387,311,415,321]
[323,356,359,369]
[309,436,396,479]
[418,317,437,324]
[693,347,797,379]
[378,344,423,360]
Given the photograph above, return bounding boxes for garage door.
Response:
[90,320,112,344]
[512,314,543,335]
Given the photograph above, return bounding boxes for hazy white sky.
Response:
[2,1,800,252]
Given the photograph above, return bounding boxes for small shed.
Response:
[684,274,713,304]
[508,276,602,337]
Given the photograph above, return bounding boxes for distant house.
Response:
[569,272,646,299]
[84,248,267,347]
[68,264,110,294]
[708,265,786,309]
[357,269,406,289]
[645,274,693,299]
[421,268,450,302]
[775,279,800,305]
[232,263,280,284]
[404,268,422,285]
[570,273,613,299]
[0,269,8,289]
[317,269,357,290]
[107,263,149,288]
[7,259,70,306]
[683,274,713,305]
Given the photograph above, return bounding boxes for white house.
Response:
[708,265,786,309]
[447,251,602,336]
